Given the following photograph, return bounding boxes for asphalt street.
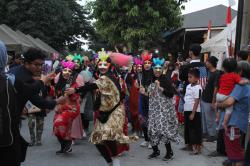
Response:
[20,112,226,166]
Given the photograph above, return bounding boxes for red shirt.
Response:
[218,72,241,95]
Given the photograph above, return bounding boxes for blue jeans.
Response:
[201,100,217,137]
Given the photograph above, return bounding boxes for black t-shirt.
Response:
[202,70,222,103]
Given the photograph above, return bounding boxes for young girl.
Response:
[216,58,249,130]
[184,68,202,155]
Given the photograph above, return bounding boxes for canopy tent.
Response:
[0,24,59,55]
[0,25,31,53]
[26,34,50,53]
[201,17,237,53]
[35,38,59,54]
[15,30,49,53]
[201,17,237,69]
[16,30,59,55]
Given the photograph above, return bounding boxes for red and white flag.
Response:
[207,20,212,40]
[226,0,235,57]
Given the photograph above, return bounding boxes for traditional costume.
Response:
[73,49,137,166]
[139,51,153,148]
[129,58,143,133]
[53,56,83,154]
[71,55,84,140]
[147,57,180,160]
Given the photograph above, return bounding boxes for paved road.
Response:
[21,113,225,166]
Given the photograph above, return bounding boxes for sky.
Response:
[182,0,238,14]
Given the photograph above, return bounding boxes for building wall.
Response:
[241,0,250,50]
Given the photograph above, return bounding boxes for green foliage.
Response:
[0,0,93,50]
[88,0,186,52]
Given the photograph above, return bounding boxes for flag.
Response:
[207,20,212,40]
[226,6,232,25]
[198,66,208,90]
[226,1,234,57]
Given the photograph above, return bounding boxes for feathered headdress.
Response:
[93,54,99,60]
[153,58,165,68]
[98,48,110,62]
[66,54,74,61]
[109,52,132,67]
[134,58,143,65]
[61,60,75,70]
[141,51,152,62]
[73,54,83,64]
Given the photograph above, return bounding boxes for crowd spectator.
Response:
[217,61,250,166]
[0,44,66,166]
[201,56,222,142]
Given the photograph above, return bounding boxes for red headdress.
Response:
[141,51,152,62]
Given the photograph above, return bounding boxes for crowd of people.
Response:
[0,40,249,166]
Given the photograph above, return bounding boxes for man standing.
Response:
[9,54,23,69]
[179,44,208,93]
[0,43,65,166]
[217,61,250,166]
[236,50,249,62]
[8,48,57,111]
[201,56,222,142]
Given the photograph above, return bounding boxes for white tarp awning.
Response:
[201,17,237,53]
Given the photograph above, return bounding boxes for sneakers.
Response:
[56,149,64,155]
[148,144,152,149]
[64,141,72,153]
[140,141,149,147]
[148,150,160,159]
[28,141,35,147]
[56,140,72,154]
[163,151,174,161]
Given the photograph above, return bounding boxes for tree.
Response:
[88,0,187,52]
[0,0,93,50]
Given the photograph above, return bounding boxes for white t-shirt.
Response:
[184,84,202,112]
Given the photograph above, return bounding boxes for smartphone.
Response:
[43,59,53,75]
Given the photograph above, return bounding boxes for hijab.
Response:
[0,41,15,84]
[0,41,7,73]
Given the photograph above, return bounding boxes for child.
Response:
[216,58,249,130]
[184,68,202,155]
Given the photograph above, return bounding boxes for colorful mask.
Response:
[62,68,72,76]
[153,58,165,72]
[73,54,84,65]
[98,48,110,69]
